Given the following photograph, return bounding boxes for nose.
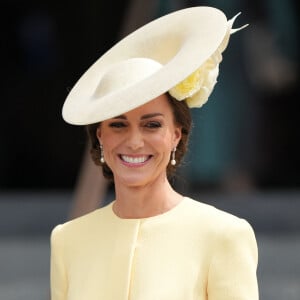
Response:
[126,127,144,150]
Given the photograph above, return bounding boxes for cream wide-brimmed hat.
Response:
[62,6,247,125]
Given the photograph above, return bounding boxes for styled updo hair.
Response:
[86,93,192,181]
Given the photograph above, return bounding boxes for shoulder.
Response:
[182,197,256,240]
[183,197,258,266]
[182,196,244,223]
[51,202,112,242]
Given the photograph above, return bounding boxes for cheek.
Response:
[99,130,121,151]
[149,130,174,150]
[102,136,119,150]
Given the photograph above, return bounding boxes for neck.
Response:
[112,176,182,219]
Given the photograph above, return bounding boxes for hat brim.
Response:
[62,6,228,125]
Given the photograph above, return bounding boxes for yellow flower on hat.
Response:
[168,69,205,101]
[186,62,220,108]
[169,51,221,107]
[169,12,247,108]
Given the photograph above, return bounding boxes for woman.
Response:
[51,6,258,300]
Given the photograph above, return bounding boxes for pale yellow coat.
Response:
[51,197,258,299]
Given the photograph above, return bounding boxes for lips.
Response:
[120,155,151,164]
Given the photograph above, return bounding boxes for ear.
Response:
[173,125,182,148]
[96,125,102,144]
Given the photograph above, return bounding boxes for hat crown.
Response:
[92,58,162,99]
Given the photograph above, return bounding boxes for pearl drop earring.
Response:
[100,144,105,163]
[171,147,176,166]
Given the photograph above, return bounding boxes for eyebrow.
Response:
[141,113,164,120]
[113,113,164,120]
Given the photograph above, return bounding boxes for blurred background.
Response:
[0,0,299,299]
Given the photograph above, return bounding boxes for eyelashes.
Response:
[108,122,125,128]
[145,121,162,128]
[108,121,162,129]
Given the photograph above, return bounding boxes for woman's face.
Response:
[97,94,182,188]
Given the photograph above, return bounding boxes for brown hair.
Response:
[86,94,192,181]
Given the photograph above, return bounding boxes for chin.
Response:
[115,171,157,188]
[118,177,149,188]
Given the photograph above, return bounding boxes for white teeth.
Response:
[121,155,148,164]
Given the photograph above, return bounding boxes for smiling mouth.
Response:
[120,155,152,164]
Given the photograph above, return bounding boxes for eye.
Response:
[109,122,126,128]
[145,121,162,128]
